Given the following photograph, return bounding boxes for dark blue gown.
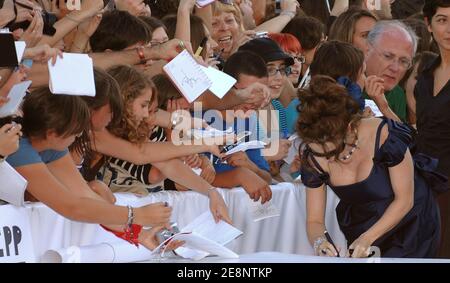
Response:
[301,118,447,258]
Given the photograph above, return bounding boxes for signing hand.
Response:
[0,123,22,157]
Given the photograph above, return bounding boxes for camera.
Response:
[275,0,282,15]
[156,222,180,244]
[0,115,22,128]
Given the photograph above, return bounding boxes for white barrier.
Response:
[0,183,347,263]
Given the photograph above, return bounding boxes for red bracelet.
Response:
[100,224,143,247]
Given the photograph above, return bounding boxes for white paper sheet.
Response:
[188,127,233,139]
[181,211,243,245]
[200,65,237,99]
[152,211,242,260]
[14,41,26,63]
[248,199,280,222]
[0,161,28,206]
[196,0,216,8]
[225,140,266,156]
[283,134,301,164]
[41,241,160,263]
[163,50,212,103]
[172,233,239,260]
[48,53,96,96]
[365,99,383,117]
[0,80,31,118]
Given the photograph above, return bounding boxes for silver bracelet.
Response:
[126,205,134,227]
[313,235,327,254]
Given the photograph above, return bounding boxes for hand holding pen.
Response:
[314,230,340,257]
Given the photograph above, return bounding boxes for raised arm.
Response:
[37,0,104,47]
[174,0,197,43]
[28,39,184,87]
[254,0,298,33]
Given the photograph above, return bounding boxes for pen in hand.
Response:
[324,230,340,257]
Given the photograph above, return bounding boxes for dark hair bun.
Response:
[296,75,361,159]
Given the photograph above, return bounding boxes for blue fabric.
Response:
[271,99,288,139]
[300,118,445,257]
[6,138,68,167]
[213,148,270,174]
[336,76,365,111]
[286,98,300,135]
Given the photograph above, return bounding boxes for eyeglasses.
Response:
[267,65,291,76]
[292,55,306,64]
[150,39,169,47]
[370,46,412,70]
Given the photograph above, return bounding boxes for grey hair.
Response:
[367,20,418,56]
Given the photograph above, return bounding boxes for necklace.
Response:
[340,136,359,161]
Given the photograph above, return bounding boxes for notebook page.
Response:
[48,53,96,96]
[224,140,267,156]
[0,80,32,118]
[0,161,28,206]
[196,0,216,8]
[365,99,383,117]
[199,65,236,99]
[163,50,211,103]
[14,41,26,63]
[181,211,243,246]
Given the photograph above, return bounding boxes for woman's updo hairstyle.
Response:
[297,75,362,161]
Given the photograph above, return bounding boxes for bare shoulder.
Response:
[358,118,389,145]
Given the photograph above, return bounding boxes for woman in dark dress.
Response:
[416,0,450,258]
[298,76,446,258]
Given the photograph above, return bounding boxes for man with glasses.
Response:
[364,20,417,122]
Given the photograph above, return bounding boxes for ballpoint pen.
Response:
[324,230,340,257]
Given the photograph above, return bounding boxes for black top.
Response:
[415,56,450,178]
[301,118,445,257]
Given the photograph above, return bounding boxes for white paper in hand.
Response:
[152,211,242,260]
[163,50,212,103]
[0,80,31,118]
[188,127,233,139]
[196,0,216,8]
[248,199,280,222]
[284,134,301,164]
[14,41,26,63]
[48,53,96,96]
[200,65,236,99]
[365,99,383,117]
[0,161,28,206]
[225,140,266,156]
